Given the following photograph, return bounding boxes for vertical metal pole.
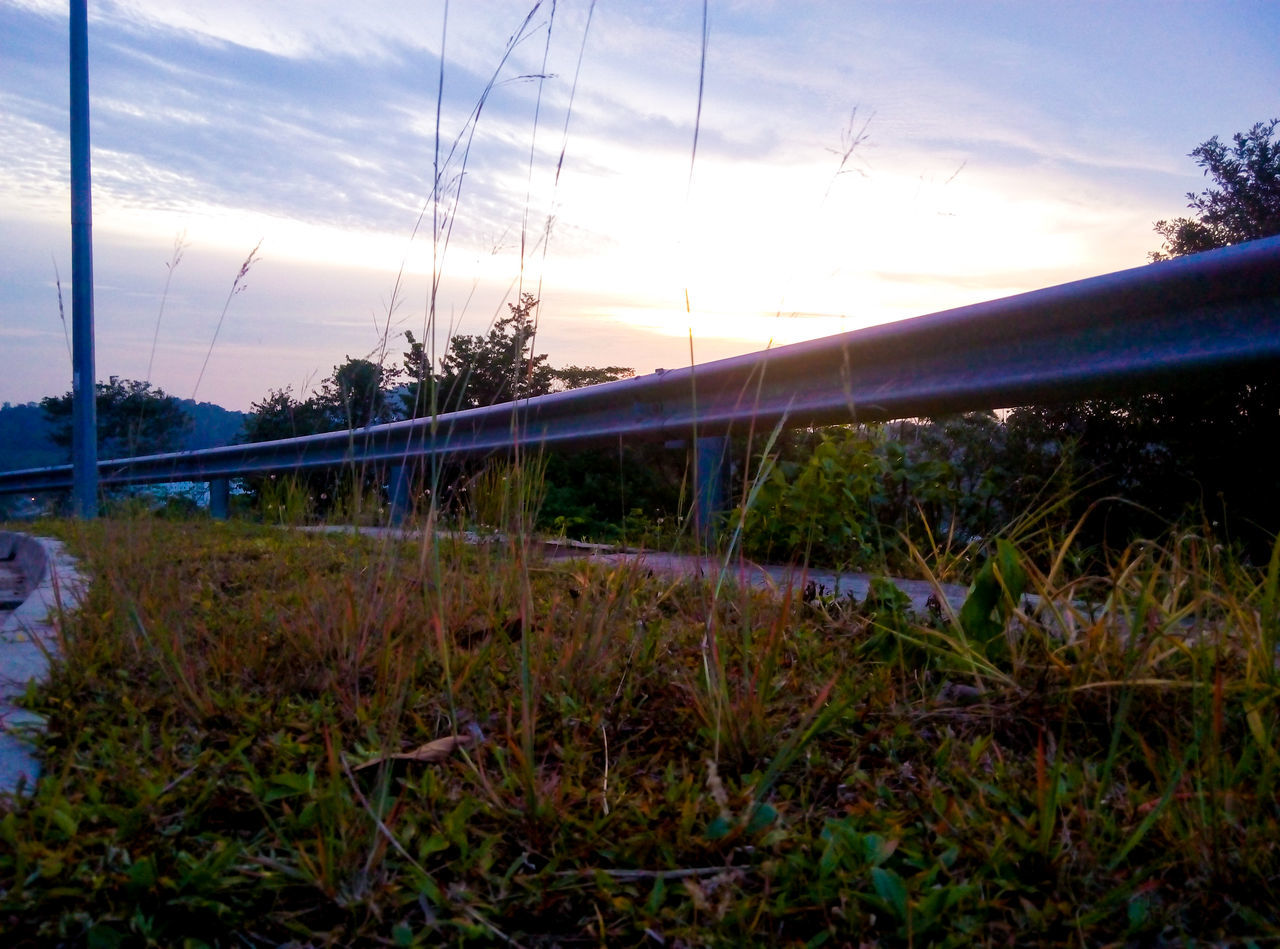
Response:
[693,435,727,544]
[208,479,230,519]
[69,0,98,518]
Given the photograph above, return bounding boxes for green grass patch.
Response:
[2,518,1278,945]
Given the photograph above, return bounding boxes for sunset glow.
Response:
[1,1,1276,409]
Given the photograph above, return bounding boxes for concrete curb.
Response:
[0,532,86,797]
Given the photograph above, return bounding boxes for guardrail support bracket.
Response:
[209,479,230,519]
[693,436,727,544]
[389,465,412,526]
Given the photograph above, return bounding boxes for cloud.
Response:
[3,0,1277,412]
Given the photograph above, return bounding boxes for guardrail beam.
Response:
[2,235,1279,501]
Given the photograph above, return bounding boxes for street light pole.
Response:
[69,0,98,518]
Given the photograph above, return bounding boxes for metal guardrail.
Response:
[2,234,1279,500]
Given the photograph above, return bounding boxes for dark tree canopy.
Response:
[324,357,397,429]
[40,376,191,460]
[552,365,636,391]
[1003,119,1280,558]
[1151,118,1280,260]
[242,357,400,444]
[400,330,434,420]
[237,294,638,519]
[401,295,634,415]
[247,294,637,440]
[437,293,555,411]
[241,387,332,443]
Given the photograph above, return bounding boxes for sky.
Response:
[0,1,1277,412]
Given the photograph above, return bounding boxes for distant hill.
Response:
[0,399,245,473]
[181,399,246,451]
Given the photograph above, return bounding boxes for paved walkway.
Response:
[302,526,970,614]
[538,544,969,614]
[0,532,86,797]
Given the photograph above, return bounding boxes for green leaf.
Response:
[127,856,157,890]
[87,925,125,949]
[263,770,313,802]
[746,802,778,834]
[646,875,667,914]
[49,807,79,837]
[862,832,897,866]
[959,539,1027,658]
[871,866,909,920]
[705,815,733,840]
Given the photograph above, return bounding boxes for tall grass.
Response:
[2,508,1277,944]
[5,2,1278,944]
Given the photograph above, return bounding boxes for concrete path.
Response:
[301,525,970,614]
[0,532,86,797]
[539,545,969,615]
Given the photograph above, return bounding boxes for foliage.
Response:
[240,386,333,443]
[1003,380,1280,559]
[39,376,191,461]
[551,364,635,390]
[1,399,242,479]
[888,412,1009,538]
[405,293,635,417]
[740,426,889,568]
[3,517,1278,945]
[1151,118,1280,260]
[242,357,400,444]
[399,329,435,420]
[401,334,632,418]
[393,299,639,529]
[323,357,399,429]
[437,292,555,411]
[239,357,403,519]
[735,417,1029,574]
[956,538,1028,662]
[539,441,686,542]
[998,120,1280,561]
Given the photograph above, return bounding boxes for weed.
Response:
[1,514,1277,944]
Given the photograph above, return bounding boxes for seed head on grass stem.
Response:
[191,240,261,402]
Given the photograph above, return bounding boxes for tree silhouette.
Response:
[436,293,555,411]
[1151,119,1280,259]
[1006,119,1280,556]
[40,377,191,460]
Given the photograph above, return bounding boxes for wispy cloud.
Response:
[2,0,1277,409]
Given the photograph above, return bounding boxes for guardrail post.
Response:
[208,479,230,519]
[693,436,727,543]
[388,464,412,525]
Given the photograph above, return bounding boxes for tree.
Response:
[437,293,555,410]
[1151,118,1280,259]
[552,365,635,390]
[1006,120,1280,556]
[402,319,635,417]
[40,376,191,460]
[241,387,332,443]
[322,357,398,428]
[243,356,400,444]
[241,357,401,518]
[400,330,436,419]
